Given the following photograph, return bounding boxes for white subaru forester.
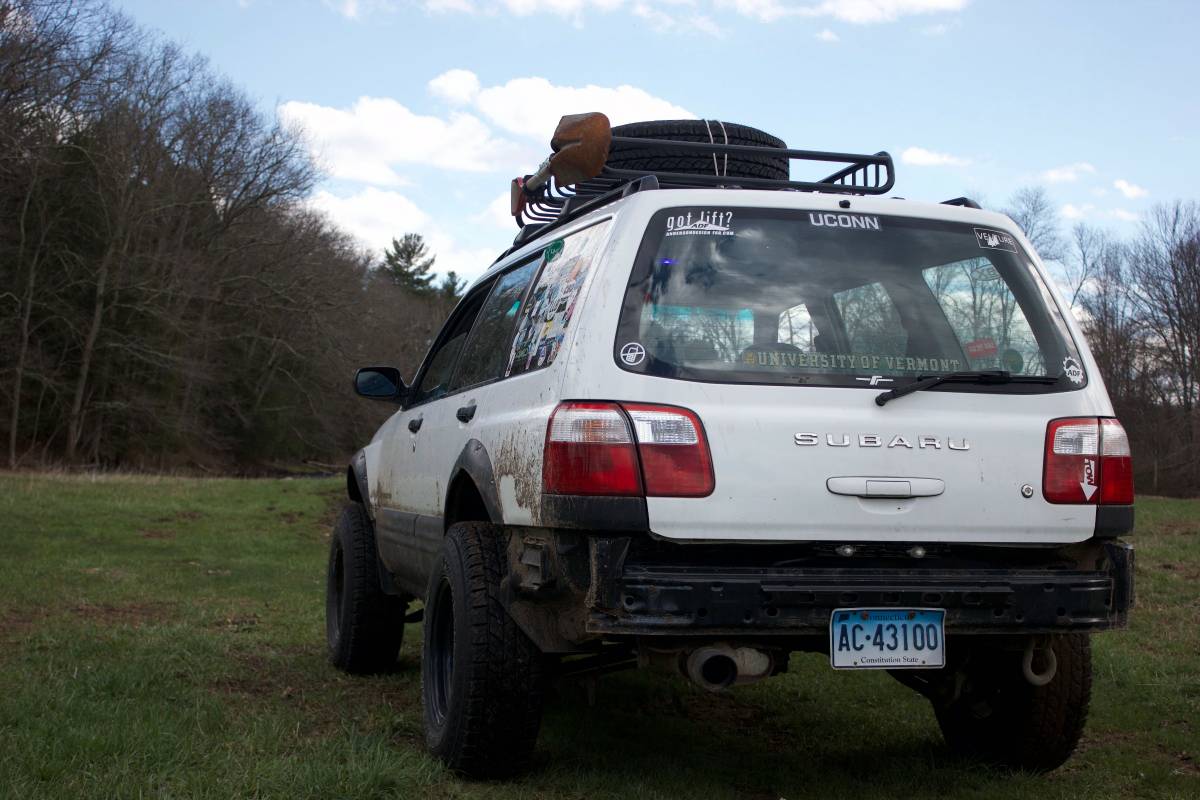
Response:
[325,116,1135,779]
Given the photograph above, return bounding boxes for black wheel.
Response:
[421,521,546,778]
[605,119,789,181]
[325,502,407,674]
[933,634,1092,772]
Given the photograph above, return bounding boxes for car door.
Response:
[375,287,490,590]
[419,257,542,526]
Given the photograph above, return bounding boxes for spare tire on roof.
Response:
[606,119,789,181]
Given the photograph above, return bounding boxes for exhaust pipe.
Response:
[685,645,774,692]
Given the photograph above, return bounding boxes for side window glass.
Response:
[506,220,611,377]
[923,258,1045,374]
[834,282,908,355]
[449,260,538,391]
[409,288,489,405]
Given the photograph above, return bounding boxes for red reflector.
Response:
[543,402,641,496]
[622,404,715,497]
[1043,417,1134,505]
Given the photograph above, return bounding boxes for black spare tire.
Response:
[606,119,789,181]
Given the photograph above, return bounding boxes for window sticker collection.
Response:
[506,223,610,376]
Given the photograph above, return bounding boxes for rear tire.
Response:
[933,634,1092,772]
[325,503,407,674]
[421,521,546,778]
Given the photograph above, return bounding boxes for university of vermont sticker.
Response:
[974,227,1018,253]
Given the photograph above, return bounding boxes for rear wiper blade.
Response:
[875,370,1060,406]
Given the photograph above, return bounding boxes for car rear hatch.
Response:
[610,205,1104,544]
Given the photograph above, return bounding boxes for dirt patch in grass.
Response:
[71,601,175,627]
[0,607,49,644]
[140,528,175,540]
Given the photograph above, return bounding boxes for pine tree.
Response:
[438,270,466,301]
[381,233,436,294]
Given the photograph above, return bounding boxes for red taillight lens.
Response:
[542,402,715,498]
[624,404,715,497]
[543,402,641,496]
[1099,418,1134,504]
[1043,417,1134,505]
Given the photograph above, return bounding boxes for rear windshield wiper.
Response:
[875,370,1060,406]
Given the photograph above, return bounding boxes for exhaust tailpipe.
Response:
[685,645,773,692]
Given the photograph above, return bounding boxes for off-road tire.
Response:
[934,634,1092,772]
[325,502,407,674]
[606,119,789,181]
[421,521,546,779]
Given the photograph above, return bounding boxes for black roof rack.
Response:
[512,136,895,236]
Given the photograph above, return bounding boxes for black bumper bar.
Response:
[587,540,1134,637]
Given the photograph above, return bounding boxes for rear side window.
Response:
[408,289,489,406]
[615,208,1084,392]
[449,260,538,391]
[506,219,611,376]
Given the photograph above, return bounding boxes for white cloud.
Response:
[473,75,694,140]
[279,96,524,183]
[310,187,431,251]
[1113,178,1147,199]
[476,191,517,229]
[921,21,951,34]
[719,0,967,23]
[900,146,970,167]
[420,0,968,26]
[1040,162,1095,183]
[429,69,481,105]
[815,27,839,41]
[311,187,503,282]
[1061,203,1093,220]
[1109,208,1139,222]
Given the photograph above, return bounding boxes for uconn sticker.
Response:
[809,213,881,230]
[974,227,1018,253]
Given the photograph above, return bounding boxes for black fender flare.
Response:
[347,449,371,513]
[445,439,504,525]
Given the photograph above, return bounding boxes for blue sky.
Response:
[115,0,1200,281]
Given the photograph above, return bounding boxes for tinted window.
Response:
[615,208,1083,391]
[449,260,538,391]
[506,220,611,376]
[409,288,489,405]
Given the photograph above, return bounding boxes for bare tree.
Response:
[1004,186,1065,262]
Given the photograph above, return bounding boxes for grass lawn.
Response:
[0,473,1196,799]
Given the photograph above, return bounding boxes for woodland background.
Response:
[2,0,1197,494]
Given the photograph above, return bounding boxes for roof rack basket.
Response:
[514,136,895,230]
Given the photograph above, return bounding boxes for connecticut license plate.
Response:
[829,608,946,670]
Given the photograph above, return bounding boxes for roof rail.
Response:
[513,135,895,235]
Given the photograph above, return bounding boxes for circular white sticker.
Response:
[1063,356,1084,385]
[620,342,646,366]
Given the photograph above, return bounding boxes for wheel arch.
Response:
[444,439,504,530]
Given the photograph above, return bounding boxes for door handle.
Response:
[408,416,423,433]
[826,476,945,498]
[456,403,477,424]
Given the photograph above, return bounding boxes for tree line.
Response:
[2,1,1197,494]
[0,0,459,471]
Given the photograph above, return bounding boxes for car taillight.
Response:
[624,403,714,497]
[1043,417,1134,505]
[543,402,714,498]
[543,402,642,496]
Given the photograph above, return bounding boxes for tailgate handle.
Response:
[826,476,944,498]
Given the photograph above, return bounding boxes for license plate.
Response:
[829,608,945,670]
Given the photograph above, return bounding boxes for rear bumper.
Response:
[586,539,1134,637]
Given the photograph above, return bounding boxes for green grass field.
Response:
[0,473,1196,799]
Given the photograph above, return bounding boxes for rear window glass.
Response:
[615,208,1083,391]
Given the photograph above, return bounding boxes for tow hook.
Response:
[1022,637,1057,686]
